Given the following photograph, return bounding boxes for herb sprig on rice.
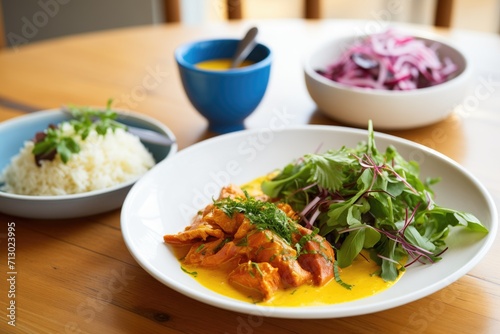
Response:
[32,99,125,165]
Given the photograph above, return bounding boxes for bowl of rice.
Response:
[304,29,472,129]
[0,108,177,219]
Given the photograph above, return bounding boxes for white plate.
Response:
[120,125,497,318]
[0,109,177,219]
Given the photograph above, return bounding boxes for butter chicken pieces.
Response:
[163,184,335,302]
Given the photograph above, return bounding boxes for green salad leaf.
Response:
[261,121,488,281]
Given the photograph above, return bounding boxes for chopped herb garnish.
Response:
[334,261,353,290]
[195,244,205,253]
[214,195,298,245]
[215,238,231,253]
[181,266,198,277]
[250,262,264,277]
[236,236,248,247]
[294,227,320,255]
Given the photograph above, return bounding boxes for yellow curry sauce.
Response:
[172,176,404,306]
[179,249,400,306]
[195,58,254,71]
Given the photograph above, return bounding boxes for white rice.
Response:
[1,123,155,196]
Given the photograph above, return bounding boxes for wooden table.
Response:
[1,19,499,333]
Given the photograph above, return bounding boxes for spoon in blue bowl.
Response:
[230,27,259,69]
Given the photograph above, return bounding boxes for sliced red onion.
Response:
[317,30,458,91]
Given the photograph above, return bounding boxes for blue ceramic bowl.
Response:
[175,39,272,133]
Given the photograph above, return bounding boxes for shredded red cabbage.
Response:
[317,30,458,90]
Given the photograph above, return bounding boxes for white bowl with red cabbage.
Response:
[304,30,472,129]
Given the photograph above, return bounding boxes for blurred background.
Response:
[1,0,499,48]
